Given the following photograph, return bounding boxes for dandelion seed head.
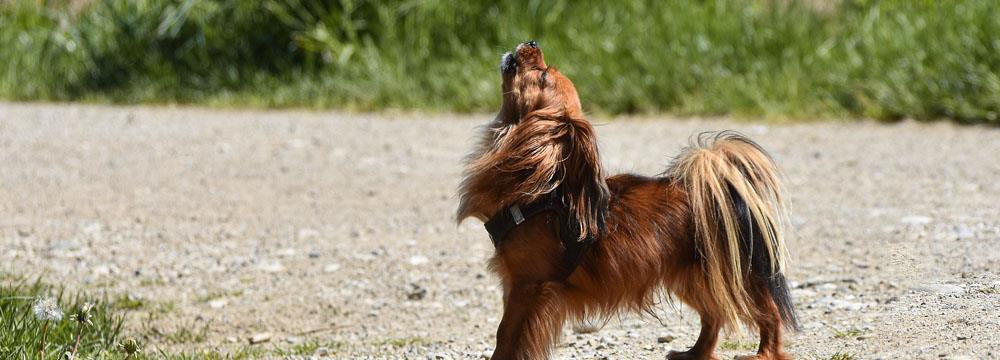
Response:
[32,296,63,322]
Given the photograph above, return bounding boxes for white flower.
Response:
[32,296,63,322]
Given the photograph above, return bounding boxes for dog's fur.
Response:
[457,42,797,360]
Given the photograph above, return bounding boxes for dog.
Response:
[457,41,796,360]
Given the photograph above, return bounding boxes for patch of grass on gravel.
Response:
[718,339,757,351]
[274,340,345,356]
[833,328,864,339]
[376,336,434,348]
[0,275,129,359]
[827,352,857,360]
[2,273,342,359]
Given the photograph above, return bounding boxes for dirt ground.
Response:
[1,103,998,359]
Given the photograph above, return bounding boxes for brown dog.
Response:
[458,41,796,360]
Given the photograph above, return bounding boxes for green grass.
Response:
[1,0,999,123]
[827,352,857,360]
[1,274,345,359]
[718,339,757,351]
[0,276,128,359]
[375,336,434,348]
[833,328,864,339]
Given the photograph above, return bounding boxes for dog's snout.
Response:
[526,40,538,48]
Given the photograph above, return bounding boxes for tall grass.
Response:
[1,0,998,123]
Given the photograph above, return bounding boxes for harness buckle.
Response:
[510,205,525,225]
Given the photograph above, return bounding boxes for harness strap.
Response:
[484,195,597,279]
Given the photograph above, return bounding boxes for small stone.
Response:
[627,331,640,339]
[285,336,302,344]
[914,283,965,295]
[92,264,119,277]
[248,332,271,344]
[900,215,932,225]
[408,255,429,266]
[817,283,838,291]
[657,335,675,343]
[276,248,296,257]
[16,228,31,237]
[226,336,238,343]
[323,264,341,273]
[407,283,427,300]
[315,346,330,356]
[480,350,493,359]
[258,262,285,273]
[297,228,320,240]
[954,225,974,239]
[208,299,227,309]
[308,250,321,259]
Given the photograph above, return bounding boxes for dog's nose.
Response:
[526,40,538,48]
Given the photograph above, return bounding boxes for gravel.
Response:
[1,103,999,359]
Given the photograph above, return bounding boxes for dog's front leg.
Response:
[491,281,568,360]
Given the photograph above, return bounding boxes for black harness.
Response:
[483,194,596,278]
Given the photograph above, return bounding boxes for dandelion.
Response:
[119,337,141,358]
[32,296,63,322]
[69,302,95,358]
[32,296,62,360]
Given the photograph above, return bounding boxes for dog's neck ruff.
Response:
[483,193,595,278]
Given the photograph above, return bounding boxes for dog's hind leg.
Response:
[491,281,568,360]
[734,282,792,360]
[666,314,722,360]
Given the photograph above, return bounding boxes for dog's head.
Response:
[457,41,608,242]
[498,41,583,123]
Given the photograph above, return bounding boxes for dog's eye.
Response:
[540,71,548,84]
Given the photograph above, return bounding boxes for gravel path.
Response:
[1,103,998,359]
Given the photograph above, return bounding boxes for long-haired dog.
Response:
[457,41,796,360]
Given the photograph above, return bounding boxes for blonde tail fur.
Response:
[667,131,794,331]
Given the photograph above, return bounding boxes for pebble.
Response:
[208,299,227,309]
[914,283,965,295]
[657,335,675,343]
[407,283,428,300]
[900,215,932,225]
[315,347,330,356]
[297,228,320,240]
[257,262,285,273]
[816,296,865,311]
[954,225,974,239]
[323,264,341,273]
[248,332,271,344]
[480,350,493,359]
[817,283,838,291]
[408,255,429,266]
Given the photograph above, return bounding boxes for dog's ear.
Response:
[459,112,608,239]
[557,115,610,241]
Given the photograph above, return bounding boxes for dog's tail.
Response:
[666,131,797,331]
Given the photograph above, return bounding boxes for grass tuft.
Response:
[828,351,857,360]
[833,328,864,339]
[0,275,125,359]
[718,339,757,351]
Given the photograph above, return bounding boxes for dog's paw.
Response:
[733,352,791,360]
[667,349,719,360]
